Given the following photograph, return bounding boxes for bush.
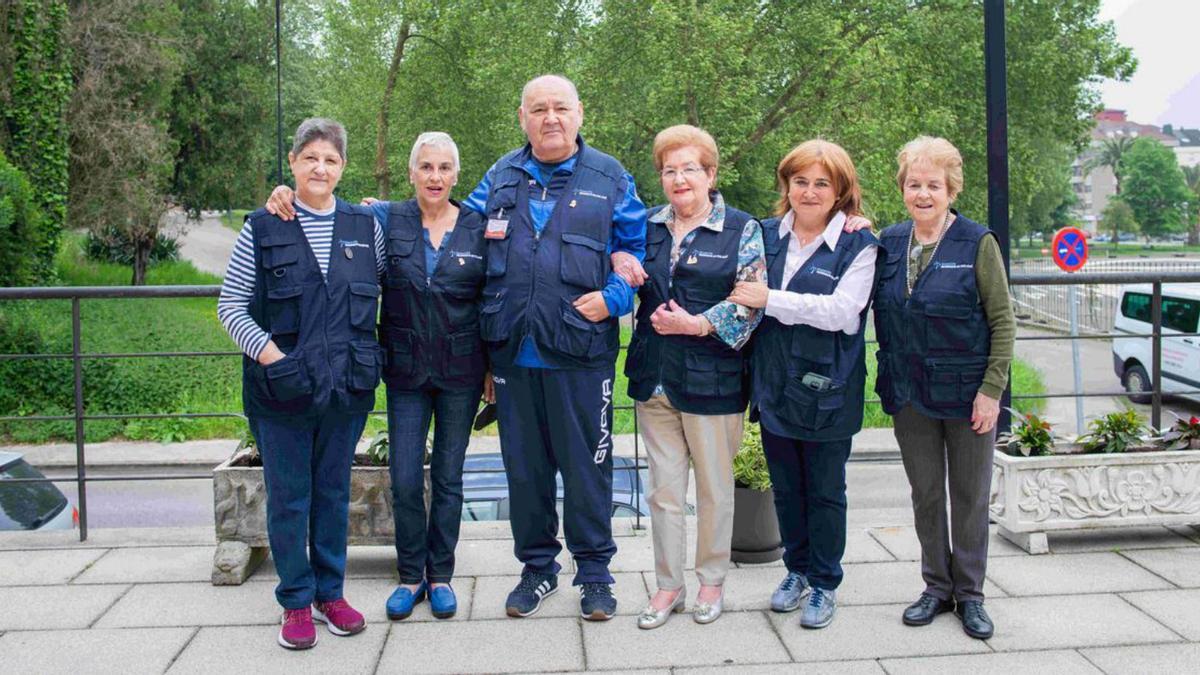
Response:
[85,226,180,266]
[733,421,772,491]
[0,150,44,286]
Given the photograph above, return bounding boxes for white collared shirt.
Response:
[765,210,878,334]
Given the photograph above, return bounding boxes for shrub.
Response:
[733,420,772,491]
[0,150,43,286]
[84,226,179,266]
[1079,410,1148,454]
[1002,409,1056,457]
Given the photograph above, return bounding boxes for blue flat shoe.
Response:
[429,584,457,619]
[386,581,426,620]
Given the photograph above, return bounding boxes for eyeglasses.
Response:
[660,165,708,181]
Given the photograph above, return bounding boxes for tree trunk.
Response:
[131,234,152,286]
[374,21,412,200]
[1189,223,1199,247]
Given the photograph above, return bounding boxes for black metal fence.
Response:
[2,269,1199,541]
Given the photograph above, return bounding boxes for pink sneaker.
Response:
[313,598,366,636]
[278,607,317,650]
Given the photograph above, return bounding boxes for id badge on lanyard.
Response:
[485,207,508,240]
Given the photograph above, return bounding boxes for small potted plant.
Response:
[1077,409,1157,453]
[1162,414,1200,451]
[997,410,1058,457]
[731,422,783,563]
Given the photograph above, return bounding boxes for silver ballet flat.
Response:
[693,592,724,624]
[637,590,686,630]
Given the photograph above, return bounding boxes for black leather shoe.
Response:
[902,593,954,626]
[956,600,994,639]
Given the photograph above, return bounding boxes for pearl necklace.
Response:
[905,210,952,296]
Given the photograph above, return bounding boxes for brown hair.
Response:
[652,124,719,173]
[774,139,863,217]
[896,136,964,199]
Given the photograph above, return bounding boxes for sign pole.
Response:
[1069,282,1084,435]
[1052,226,1090,436]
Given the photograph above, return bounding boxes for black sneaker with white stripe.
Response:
[580,582,616,621]
[505,571,558,618]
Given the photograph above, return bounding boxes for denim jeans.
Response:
[387,384,481,584]
[249,410,367,609]
[760,426,852,591]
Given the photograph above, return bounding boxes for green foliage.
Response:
[1079,410,1148,454]
[85,227,179,266]
[365,429,390,466]
[1002,408,1055,457]
[0,0,71,282]
[1118,138,1193,240]
[1162,413,1200,452]
[1100,199,1138,239]
[733,421,771,491]
[0,149,42,286]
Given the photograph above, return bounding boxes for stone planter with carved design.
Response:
[989,448,1200,554]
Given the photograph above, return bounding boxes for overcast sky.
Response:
[1097,0,1200,128]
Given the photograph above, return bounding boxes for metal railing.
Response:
[2,269,1199,541]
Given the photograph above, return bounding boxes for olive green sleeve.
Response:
[975,235,1015,399]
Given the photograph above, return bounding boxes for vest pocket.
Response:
[555,296,601,358]
[486,235,510,278]
[385,328,416,376]
[349,282,381,331]
[922,356,988,406]
[266,286,303,336]
[789,329,835,365]
[348,341,383,392]
[923,302,976,351]
[479,290,508,342]
[874,350,894,400]
[780,376,844,431]
[560,232,606,289]
[683,351,742,397]
[623,337,649,380]
[446,329,484,377]
[263,351,313,402]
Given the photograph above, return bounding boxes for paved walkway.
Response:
[164,209,238,278]
[2,514,1199,673]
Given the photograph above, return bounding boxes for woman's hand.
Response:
[727,281,770,309]
[257,340,286,366]
[265,185,297,220]
[843,214,873,233]
[361,197,379,207]
[971,391,1000,435]
[573,291,610,322]
[483,371,496,404]
[611,251,648,287]
[650,300,708,336]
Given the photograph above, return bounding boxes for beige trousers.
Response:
[637,395,742,590]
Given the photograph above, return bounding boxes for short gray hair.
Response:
[408,132,460,172]
[291,118,347,161]
[520,74,579,109]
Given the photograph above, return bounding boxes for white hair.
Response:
[520,74,580,109]
[408,131,460,172]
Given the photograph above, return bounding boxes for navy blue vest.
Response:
[379,199,487,391]
[625,202,752,415]
[750,218,879,441]
[242,199,381,418]
[478,141,626,370]
[873,214,992,419]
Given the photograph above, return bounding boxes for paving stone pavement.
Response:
[0,518,1198,673]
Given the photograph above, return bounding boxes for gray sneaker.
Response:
[770,572,810,613]
[800,587,837,629]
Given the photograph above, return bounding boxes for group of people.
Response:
[217,74,1014,652]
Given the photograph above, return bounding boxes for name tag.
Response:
[485,218,508,240]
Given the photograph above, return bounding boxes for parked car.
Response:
[1112,284,1200,405]
[1094,233,1112,243]
[460,453,690,521]
[1117,232,1137,242]
[0,451,76,531]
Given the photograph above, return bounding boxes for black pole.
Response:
[984,0,1012,433]
[274,0,284,183]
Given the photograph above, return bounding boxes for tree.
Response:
[1086,135,1134,244]
[0,0,71,283]
[1118,137,1192,241]
[1099,199,1137,243]
[0,149,42,286]
[1182,164,1200,246]
[67,0,182,285]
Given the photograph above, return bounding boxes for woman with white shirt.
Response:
[728,139,879,630]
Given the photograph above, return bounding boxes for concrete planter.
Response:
[990,448,1200,554]
[211,450,427,585]
[730,487,783,564]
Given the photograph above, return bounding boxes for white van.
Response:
[1111,284,1200,404]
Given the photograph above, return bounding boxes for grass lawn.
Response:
[0,236,1045,442]
[220,209,253,231]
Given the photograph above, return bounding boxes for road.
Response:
[163,209,238,278]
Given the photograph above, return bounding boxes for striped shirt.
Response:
[217,199,385,360]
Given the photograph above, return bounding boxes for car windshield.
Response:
[0,459,68,530]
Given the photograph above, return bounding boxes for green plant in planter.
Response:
[1079,410,1148,454]
[236,423,259,465]
[1001,409,1055,457]
[733,421,772,491]
[362,428,433,466]
[1162,413,1200,451]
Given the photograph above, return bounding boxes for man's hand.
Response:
[971,391,1000,435]
[573,291,610,322]
[257,340,286,366]
[650,300,708,336]
[843,214,873,233]
[266,185,297,221]
[611,251,648,287]
[727,281,770,309]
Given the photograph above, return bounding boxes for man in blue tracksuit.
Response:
[462,74,646,620]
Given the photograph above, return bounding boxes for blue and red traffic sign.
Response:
[1052,227,1089,272]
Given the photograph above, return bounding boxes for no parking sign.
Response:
[1052,227,1088,272]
